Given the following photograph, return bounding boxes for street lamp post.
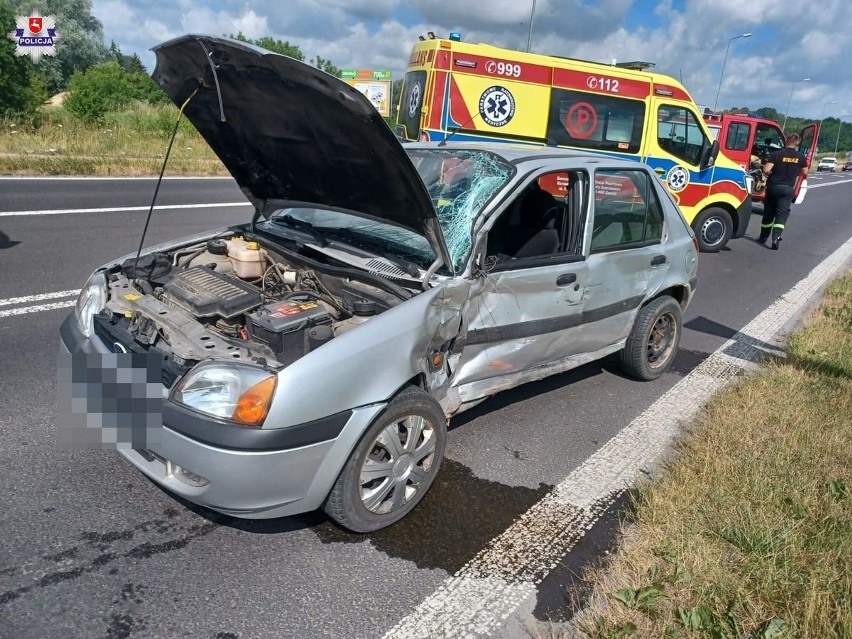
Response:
[713,32,752,112]
[782,77,810,130]
[820,100,837,121]
[834,115,849,156]
[526,0,537,52]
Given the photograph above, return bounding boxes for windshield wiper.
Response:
[270,215,327,246]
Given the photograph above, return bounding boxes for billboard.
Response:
[341,69,392,117]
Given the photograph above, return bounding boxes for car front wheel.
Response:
[619,295,682,381]
[691,207,732,253]
[324,386,447,532]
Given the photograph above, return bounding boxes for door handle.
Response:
[650,255,667,266]
[556,273,577,286]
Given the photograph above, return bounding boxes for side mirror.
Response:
[699,139,720,171]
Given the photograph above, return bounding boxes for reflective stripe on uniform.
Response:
[772,223,785,229]
[761,222,773,228]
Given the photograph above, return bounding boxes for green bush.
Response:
[64,61,169,122]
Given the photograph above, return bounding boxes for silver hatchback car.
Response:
[59,36,698,532]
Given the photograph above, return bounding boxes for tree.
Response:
[227,32,342,76]
[228,32,304,61]
[0,1,48,116]
[108,40,146,74]
[107,40,166,102]
[755,107,781,122]
[311,55,340,77]
[12,0,109,92]
[391,78,403,119]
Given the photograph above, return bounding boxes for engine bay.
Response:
[96,232,411,384]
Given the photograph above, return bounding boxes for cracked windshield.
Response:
[268,149,513,271]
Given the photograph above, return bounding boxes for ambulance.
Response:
[396,35,754,252]
[702,112,818,204]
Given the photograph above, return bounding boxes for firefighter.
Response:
[758,132,808,250]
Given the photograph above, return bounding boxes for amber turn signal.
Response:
[233,376,277,426]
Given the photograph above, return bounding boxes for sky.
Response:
[91,0,852,121]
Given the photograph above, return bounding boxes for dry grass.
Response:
[567,273,852,639]
[0,105,227,176]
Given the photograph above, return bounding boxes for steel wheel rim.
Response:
[701,217,725,246]
[647,312,677,368]
[359,414,437,515]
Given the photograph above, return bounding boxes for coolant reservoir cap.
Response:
[245,241,260,250]
[207,239,227,255]
[352,299,377,316]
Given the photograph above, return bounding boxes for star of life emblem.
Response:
[7,9,60,63]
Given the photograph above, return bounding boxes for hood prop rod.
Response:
[132,87,199,285]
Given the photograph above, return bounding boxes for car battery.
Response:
[247,298,332,363]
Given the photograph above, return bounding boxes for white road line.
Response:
[0,201,251,217]
[0,300,76,318]
[0,289,79,307]
[809,177,852,189]
[383,235,852,639]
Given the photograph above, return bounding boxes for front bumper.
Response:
[59,312,385,519]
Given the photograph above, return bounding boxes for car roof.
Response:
[404,141,647,171]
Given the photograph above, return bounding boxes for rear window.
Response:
[396,71,427,141]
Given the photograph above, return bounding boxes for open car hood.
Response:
[151,35,452,270]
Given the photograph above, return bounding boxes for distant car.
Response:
[817,157,837,172]
[842,161,852,172]
[59,35,699,533]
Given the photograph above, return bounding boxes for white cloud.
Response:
[92,0,851,120]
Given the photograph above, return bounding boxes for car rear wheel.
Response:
[323,386,446,532]
[619,295,682,381]
[691,207,732,253]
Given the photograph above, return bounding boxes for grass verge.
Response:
[568,272,852,639]
[0,105,227,176]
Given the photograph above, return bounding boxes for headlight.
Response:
[171,364,277,427]
[75,271,107,338]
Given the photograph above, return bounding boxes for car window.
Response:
[657,106,707,166]
[725,122,751,152]
[591,169,664,253]
[486,170,588,264]
[546,89,645,154]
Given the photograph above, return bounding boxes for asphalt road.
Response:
[1,173,851,639]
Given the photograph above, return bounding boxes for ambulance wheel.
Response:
[692,207,732,253]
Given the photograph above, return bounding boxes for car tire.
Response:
[691,207,732,253]
[619,295,682,381]
[323,386,447,533]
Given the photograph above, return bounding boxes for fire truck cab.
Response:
[703,112,819,203]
